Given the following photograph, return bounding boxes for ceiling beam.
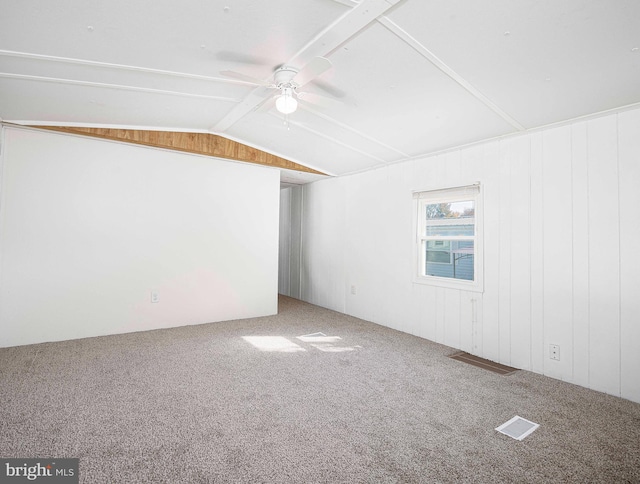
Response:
[378,17,526,131]
[212,0,404,133]
[32,126,327,176]
[289,0,403,64]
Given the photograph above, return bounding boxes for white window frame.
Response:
[412,184,483,292]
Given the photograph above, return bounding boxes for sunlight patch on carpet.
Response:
[242,336,306,353]
[242,333,362,353]
[297,332,362,352]
[297,332,342,343]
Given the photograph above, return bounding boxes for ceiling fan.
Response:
[220,56,340,115]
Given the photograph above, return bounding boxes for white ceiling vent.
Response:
[495,416,539,441]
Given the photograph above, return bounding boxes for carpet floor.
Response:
[1,296,639,483]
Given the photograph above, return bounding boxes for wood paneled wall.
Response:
[283,107,640,403]
[32,126,326,176]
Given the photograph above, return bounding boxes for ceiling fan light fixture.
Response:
[276,87,298,114]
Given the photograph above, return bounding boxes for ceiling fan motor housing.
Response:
[274,66,299,89]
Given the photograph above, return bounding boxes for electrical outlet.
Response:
[151,291,160,303]
[549,344,560,361]
[350,285,357,295]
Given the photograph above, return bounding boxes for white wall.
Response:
[289,107,640,404]
[0,127,280,347]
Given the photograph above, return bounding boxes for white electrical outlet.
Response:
[151,291,160,303]
[350,285,357,295]
[549,344,560,361]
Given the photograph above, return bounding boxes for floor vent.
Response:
[448,351,518,375]
[495,416,540,440]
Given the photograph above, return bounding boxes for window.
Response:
[413,184,483,291]
[426,240,452,264]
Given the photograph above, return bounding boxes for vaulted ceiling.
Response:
[1,0,639,183]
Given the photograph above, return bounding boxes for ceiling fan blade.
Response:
[292,57,332,88]
[219,70,273,87]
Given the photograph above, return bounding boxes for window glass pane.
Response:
[425,240,474,280]
[426,240,451,263]
[425,201,475,220]
[425,201,475,236]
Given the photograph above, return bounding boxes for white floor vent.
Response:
[495,416,539,441]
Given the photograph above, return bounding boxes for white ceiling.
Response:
[1,0,639,181]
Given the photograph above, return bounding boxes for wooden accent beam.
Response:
[32,126,327,176]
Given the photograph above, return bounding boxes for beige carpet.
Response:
[1,295,639,483]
